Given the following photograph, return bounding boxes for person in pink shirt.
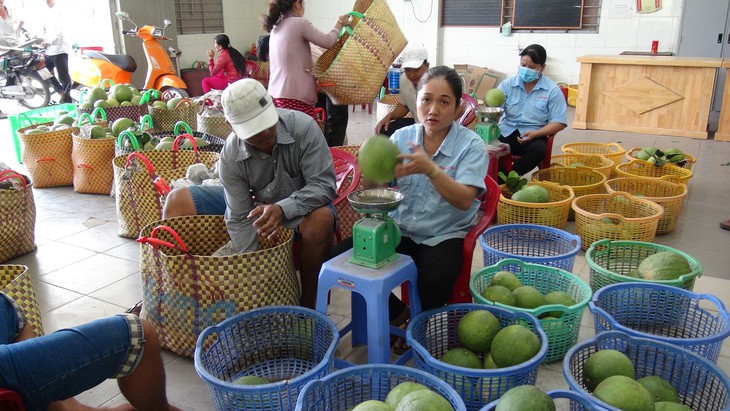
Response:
[261,0,350,119]
[202,34,246,93]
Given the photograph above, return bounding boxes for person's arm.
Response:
[300,15,349,49]
[374,103,410,134]
[218,151,258,253]
[209,51,230,76]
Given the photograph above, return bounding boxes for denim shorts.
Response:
[0,306,144,410]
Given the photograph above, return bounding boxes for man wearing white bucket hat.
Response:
[163,78,338,308]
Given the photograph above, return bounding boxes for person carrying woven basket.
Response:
[0,291,182,411]
[497,44,567,175]
[261,0,351,121]
[162,79,338,309]
[202,34,246,93]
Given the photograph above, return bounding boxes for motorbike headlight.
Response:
[152,28,164,38]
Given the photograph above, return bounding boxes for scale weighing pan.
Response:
[347,188,403,213]
[475,106,504,117]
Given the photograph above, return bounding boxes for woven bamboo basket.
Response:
[572,192,664,251]
[313,0,407,105]
[18,124,75,188]
[497,181,575,228]
[71,133,116,195]
[604,177,687,234]
[626,147,696,170]
[615,159,693,185]
[1,265,43,336]
[549,153,614,179]
[561,142,626,167]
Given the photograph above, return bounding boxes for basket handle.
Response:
[117,130,140,150]
[337,11,363,37]
[77,112,93,126]
[90,107,107,122]
[191,60,208,69]
[607,142,623,152]
[173,98,193,109]
[99,78,115,89]
[125,151,155,173]
[77,163,93,171]
[35,157,56,163]
[139,114,154,131]
[172,133,200,155]
[16,112,34,127]
[125,152,171,195]
[137,225,189,252]
[78,88,88,103]
[0,170,26,187]
[173,121,193,136]
[139,89,160,105]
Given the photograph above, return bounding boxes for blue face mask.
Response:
[518,66,541,83]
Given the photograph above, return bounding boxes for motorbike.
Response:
[0,38,55,109]
[70,11,187,100]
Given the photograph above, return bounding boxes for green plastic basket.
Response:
[9,103,78,163]
[585,239,703,292]
[470,258,593,362]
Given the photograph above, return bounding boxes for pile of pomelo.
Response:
[437,309,541,371]
[582,349,689,411]
[78,84,143,110]
[479,271,576,319]
[634,146,687,165]
[349,381,453,411]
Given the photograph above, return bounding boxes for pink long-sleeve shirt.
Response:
[208,49,242,83]
[268,14,339,106]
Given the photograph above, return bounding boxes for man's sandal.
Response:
[721,220,730,231]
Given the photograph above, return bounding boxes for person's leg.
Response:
[511,137,547,176]
[45,54,63,97]
[163,185,226,218]
[55,53,72,102]
[325,94,349,146]
[201,75,229,93]
[378,118,416,137]
[297,205,335,309]
[410,238,464,310]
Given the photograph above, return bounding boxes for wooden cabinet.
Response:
[573,55,723,139]
[716,60,730,142]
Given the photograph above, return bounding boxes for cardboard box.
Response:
[454,64,500,100]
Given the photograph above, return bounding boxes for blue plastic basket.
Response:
[295,364,466,411]
[480,224,581,272]
[590,282,730,364]
[470,259,593,362]
[563,331,730,411]
[480,389,601,411]
[407,303,548,411]
[194,306,339,411]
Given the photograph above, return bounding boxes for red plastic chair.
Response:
[400,174,500,305]
[458,93,478,127]
[243,60,258,79]
[0,389,24,411]
[499,133,555,173]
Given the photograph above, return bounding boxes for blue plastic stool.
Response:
[316,249,421,366]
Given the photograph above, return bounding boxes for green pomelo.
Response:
[194,137,210,147]
[120,101,133,107]
[394,390,453,411]
[485,88,506,107]
[637,251,692,281]
[583,349,635,391]
[668,154,685,163]
[112,84,134,102]
[55,115,75,125]
[513,286,546,309]
[385,382,428,408]
[495,385,555,411]
[663,148,683,157]
[521,185,549,203]
[112,118,136,136]
[636,149,652,161]
[131,95,142,105]
[90,125,107,139]
[481,285,517,306]
[155,141,174,150]
[86,86,107,103]
[654,402,691,411]
[594,375,655,411]
[358,135,401,183]
[152,100,168,110]
[94,100,109,109]
[489,271,522,291]
[79,102,94,109]
[490,325,540,368]
[483,352,498,369]
[353,400,393,411]
[625,269,642,278]
[24,128,44,135]
[167,97,183,109]
[543,291,577,318]
[232,375,269,385]
[457,310,501,353]
[636,376,680,403]
[439,347,482,369]
[568,162,584,168]
[511,188,542,203]
[106,98,119,108]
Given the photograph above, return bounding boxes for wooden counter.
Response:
[573,55,723,139]
[716,60,730,142]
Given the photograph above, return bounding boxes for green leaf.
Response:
[498,171,507,184]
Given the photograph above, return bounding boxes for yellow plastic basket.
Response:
[497,181,575,228]
[572,192,664,251]
[531,166,607,198]
[625,147,696,171]
[604,177,687,234]
[549,153,614,179]
[615,159,693,185]
[567,84,578,107]
[561,142,626,167]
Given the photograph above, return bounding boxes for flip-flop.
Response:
[721,220,730,231]
[125,300,143,316]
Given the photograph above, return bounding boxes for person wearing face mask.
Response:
[497,44,567,175]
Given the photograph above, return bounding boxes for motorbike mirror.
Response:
[115,11,130,20]
[163,19,171,28]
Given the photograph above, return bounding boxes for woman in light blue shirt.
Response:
[497,44,567,175]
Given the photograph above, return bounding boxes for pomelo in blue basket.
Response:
[594,375,655,411]
[385,382,428,408]
[352,400,393,411]
[358,135,401,183]
[495,385,555,411]
[582,349,635,391]
[457,310,501,353]
[232,375,269,385]
[394,389,452,411]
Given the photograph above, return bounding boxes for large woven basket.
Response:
[549,153,614,179]
[626,147,696,170]
[18,124,75,188]
[572,192,664,251]
[148,99,198,132]
[561,142,626,166]
[0,171,36,263]
[531,166,607,198]
[313,0,407,105]
[139,216,300,357]
[604,177,688,234]
[497,181,574,228]
[615,159,693,185]
[1,265,43,336]
[71,134,116,195]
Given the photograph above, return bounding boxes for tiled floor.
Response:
[1,102,730,409]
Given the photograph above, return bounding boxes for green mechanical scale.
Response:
[347,188,403,269]
[474,106,504,145]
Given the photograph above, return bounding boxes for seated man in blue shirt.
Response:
[163,79,337,309]
[498,44,567,175]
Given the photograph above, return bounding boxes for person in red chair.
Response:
[497,44,567,175]
[0,292,181,411]
[202,34,246,93]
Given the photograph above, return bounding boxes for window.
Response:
[442,0,602,33]
[174,0,224,35]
